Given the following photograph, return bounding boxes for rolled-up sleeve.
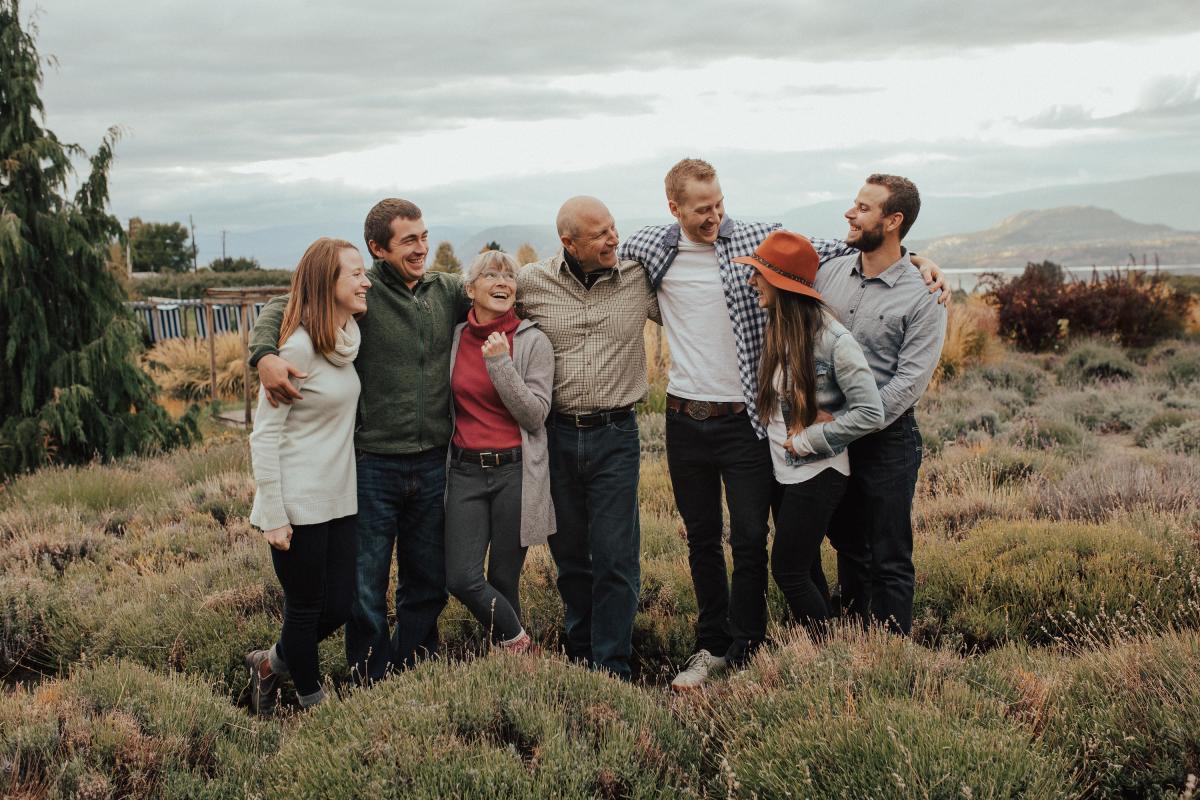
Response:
[878,299,946,426]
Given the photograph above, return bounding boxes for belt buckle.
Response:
[479,451,498,468]
[686,400,713,421]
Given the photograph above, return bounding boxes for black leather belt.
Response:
[450,446,522,467]
[553,406,635,429]
[666,394,746,421]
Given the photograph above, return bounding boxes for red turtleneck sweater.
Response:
[451,308,523,450]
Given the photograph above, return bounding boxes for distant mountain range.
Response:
[206,172,1200,268]
[780,172,1200,241]
[908,206,1200,271]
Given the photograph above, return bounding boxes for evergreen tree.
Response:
[0,0,197,476]
[431,241,460,273]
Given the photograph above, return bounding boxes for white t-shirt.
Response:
[657,233,745,402]
[765,368,850,484]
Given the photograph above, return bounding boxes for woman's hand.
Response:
[783,411,835,456]
[481,331,509,359]
[263,524,293,551]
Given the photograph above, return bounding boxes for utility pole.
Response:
[126,219,134,277]
[221,229,227,262]
[189,215,199,272]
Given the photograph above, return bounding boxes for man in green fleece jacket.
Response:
[248,198,469,682]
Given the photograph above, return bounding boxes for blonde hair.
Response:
[665,158,717,203]
[279,237,359,355]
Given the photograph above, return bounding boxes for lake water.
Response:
[945,264,1200,293]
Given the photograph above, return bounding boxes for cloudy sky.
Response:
[28,1,1200,265]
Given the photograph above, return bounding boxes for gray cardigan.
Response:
[449,318,556,547]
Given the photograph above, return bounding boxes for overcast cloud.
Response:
[22,0,1200,265]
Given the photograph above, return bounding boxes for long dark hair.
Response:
[757,291,827,428]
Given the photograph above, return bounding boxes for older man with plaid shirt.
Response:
[620,159,945,690]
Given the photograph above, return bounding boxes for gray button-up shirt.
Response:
[814,249,946,426]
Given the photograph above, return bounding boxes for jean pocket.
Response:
[611,414,640,434]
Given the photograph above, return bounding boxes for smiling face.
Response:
[669,178,724,244]
[748,269,778,309]
[562,203,620,271]
[844,183,896,253]
[333,248,371,318]
[368,216,429,286]
[466,258,517,321]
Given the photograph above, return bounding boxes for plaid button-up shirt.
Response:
[517,252,660,414]
[620,217,853,437]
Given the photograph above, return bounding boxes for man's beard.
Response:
[854,221,886,252]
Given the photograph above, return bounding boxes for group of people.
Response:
[243,159,948,714]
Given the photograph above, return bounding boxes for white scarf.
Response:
[325,316,361,367]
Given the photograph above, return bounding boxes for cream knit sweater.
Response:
[249,325,360,531]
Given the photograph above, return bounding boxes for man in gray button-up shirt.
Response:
[814,174,946,635]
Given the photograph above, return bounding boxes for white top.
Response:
[249,326,360,530]
[657,233,745,401]
[765,368,850,484]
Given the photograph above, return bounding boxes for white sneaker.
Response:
[670,649,727,691]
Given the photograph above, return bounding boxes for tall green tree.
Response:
[0,0,197,476]
[130,218,192,272]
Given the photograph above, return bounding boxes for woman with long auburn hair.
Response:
[245,237,371,715]
[734,231,884,638]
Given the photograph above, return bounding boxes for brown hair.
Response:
[279,238,358,356]
[665,158,717,203]
[866,174,921,240]
[363,198,422,253]
[756,291,827,430]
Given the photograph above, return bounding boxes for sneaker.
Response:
[245,649,281,717]
[498,630,533,655]
[670,649,727,691]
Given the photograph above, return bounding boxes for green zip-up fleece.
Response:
[248,264,470,455]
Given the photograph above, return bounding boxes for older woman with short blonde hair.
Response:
[444,250,555,652]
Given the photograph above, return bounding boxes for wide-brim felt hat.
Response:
[732,230,822,301]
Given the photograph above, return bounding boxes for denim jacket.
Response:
[784,311,885,466]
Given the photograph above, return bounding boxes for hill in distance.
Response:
[908,206,1200,271]
[781,172,1200,241]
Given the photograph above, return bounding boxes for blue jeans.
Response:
[547,414,641,680]
[345,449,448,681]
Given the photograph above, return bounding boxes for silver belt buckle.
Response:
[687,400,713,421]
[479,451,497,468]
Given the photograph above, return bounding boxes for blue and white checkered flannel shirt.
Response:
[619,216,854,438]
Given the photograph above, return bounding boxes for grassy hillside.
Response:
[2,332,1200,797]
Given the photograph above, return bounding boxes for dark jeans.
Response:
[828,412,923,634]
[346,449,448,681]
[666,410,774,659]
[444,460,527,642]
[772,468,848,635]
[547,414,641,680]
[271,515,358,698]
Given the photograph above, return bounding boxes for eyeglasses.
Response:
[478,270,516,284]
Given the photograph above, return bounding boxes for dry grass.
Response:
[142,334,256,401]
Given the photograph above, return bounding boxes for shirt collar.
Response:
[556,248,620,285]
[850,247,912,288]
[663,216,736,250]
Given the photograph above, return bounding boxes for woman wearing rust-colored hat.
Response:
[736,231,885,637]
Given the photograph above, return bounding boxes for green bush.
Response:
[1039,388,1158,434]
[963,358,1047,402]
[1040,630,1200,797]
[1136,410,1192,447]
[0,660,277,799]
[129,269,292,300]
[1007,414,1089,452]
[1156,419,1200,456]
[1056,340,1138,385]
[263,655,707,799]
[913,519,1200,650]
[1149,347,1200,388]
[693,630,1074,798]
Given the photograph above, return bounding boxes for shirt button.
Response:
[850,309,855,314]
[860,282,866,288]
